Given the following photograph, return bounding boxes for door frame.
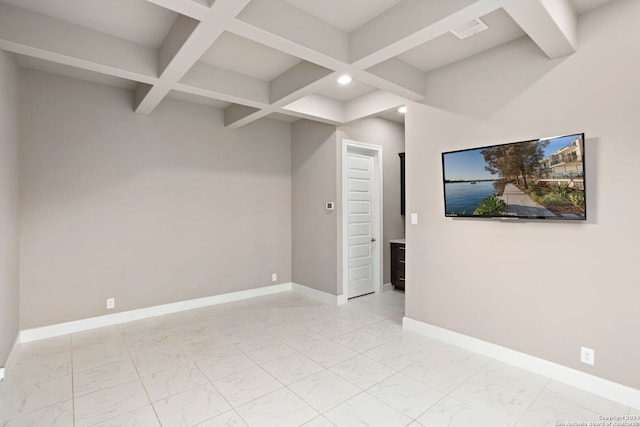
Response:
[341,139,384,300]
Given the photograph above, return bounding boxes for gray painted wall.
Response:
[291,120,339,295]
[0,51,19,365]
[19,70,292,329]
[405,0,640,389]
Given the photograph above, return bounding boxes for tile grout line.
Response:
[190,341,239,426]
[122,326,160,427]
[99,324,160,427]
[512,376,553,427]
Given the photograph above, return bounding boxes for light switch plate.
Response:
[411,213,418,224]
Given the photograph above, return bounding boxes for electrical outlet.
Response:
[580,346,595,366]
[271,273,277,282]
[106,298,115,310]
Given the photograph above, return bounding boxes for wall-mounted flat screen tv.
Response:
[442,133,586,220]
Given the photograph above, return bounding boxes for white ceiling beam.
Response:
[282,95,344,124]
[224,107,273,129]
[236,0,350,64]
[350,0,501,68]
[222,70,340,128]
[269,74,339,112]
[155,15,230,83]
[0,3,158,83]
[218,55,344,127]
[159,15,200,73]
[502,0,577,59]
[274,109,343,127]
[134,0,252,114]
[344,90,406,123]
[134,84,154,112]
[191,0,211,7]
[360,58,426,100]
[173,83,267,109]
[144,0,209,20]
[224,104,261,127]
[226,20,347,71]
[270,61,334,104]
[176,62,270,107]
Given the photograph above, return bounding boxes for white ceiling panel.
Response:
[570,0,618,14]
[285,0,402,32]
[398,8,526,73]
[166,91,232,110]
[199,32,302,82]
[1,0,177,48]
[377,110,404,124]
[265,112,300,123]
[315,80,377,102]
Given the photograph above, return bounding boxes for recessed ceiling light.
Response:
[398,106,407,114]
[337,74,352,85]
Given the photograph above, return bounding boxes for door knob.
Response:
[371,238,377,242]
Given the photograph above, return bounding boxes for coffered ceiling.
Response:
[0,0,617,127]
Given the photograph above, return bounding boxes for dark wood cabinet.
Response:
[390,241,405,291]
[399,153,405,215]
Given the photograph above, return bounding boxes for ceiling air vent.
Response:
[450,18,488,40]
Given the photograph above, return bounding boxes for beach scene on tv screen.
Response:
[443,134,585,219]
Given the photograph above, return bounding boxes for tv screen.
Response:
[442,133,586,220]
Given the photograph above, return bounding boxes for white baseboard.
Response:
[18,281,372,347]
[291,283,344,305]
[20,283,293,343]
[0,334,20,387]
[403,317,640,411]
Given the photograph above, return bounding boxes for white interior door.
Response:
[346,149,378,299]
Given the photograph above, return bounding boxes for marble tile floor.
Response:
[0,290,637,427]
